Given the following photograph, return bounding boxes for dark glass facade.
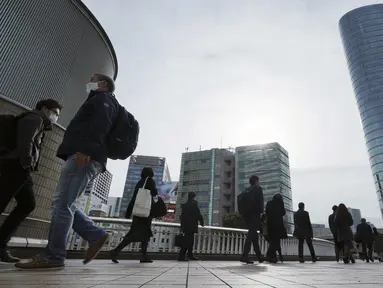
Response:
[0,0,117,239]
[235,143,293,233]
[340,4,383,218]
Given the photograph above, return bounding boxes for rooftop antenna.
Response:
[199,145,202,151]
[220,136,223,149]
[185,147,189,152]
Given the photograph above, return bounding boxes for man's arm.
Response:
[78,93,119,157]
[196,205,204,226]
[307,212,313,237]
[17,113,43,169]
[257,187,264,213]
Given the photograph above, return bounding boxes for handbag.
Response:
[174,233,185,248]
[132,177,152,217]
[150,196,167,218]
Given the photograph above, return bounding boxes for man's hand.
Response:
[76,152,90,166]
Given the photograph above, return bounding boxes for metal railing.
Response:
[66,217,335,257]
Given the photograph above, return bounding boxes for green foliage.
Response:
[223,212,247,229]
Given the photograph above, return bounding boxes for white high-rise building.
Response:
[107,197,122,218]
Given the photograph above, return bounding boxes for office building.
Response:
[348,207,362,233]
[120,155,171,218]
[177,149,235,226]
[312,224,332,239]
[77,170,113,217]
[340,4,383,219]
[107,197,122,218]
[235,143,294,233]
[0,0,117,239]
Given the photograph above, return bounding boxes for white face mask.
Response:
[48,114,58,124]
[86,82,100,94]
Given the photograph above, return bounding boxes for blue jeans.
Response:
[44,155,106,263]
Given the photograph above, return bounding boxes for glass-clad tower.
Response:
[340,4,383,218]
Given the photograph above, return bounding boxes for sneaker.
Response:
[140,259,153,263]
[0,250,20,263]
[15,254,64,270]
[240,257,254,264]
[83,233,109,265]
[188,256,199,261]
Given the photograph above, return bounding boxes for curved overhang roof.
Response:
[73,0,118,80]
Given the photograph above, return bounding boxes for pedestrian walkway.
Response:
[0,260,382,287]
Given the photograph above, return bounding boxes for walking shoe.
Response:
[188,256,199,261]
[110,250,119,264]
[0,250,20,263]
[240,257,254,264]
[15,254,64,270]
[83,233,109,265]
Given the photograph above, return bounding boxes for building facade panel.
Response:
[0,0,117,127]
[0,0,117,239]
[340,4,383,218]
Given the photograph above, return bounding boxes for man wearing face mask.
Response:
[16,74,119,270]
[0,99,62,263]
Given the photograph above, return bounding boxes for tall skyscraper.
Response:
[348,207,362,233]
[235,143,293,233]
[107,197,122,218]
[177,149,235,226]
[340,4,383,218]
[119,155,171,218]
[77,170,113,217]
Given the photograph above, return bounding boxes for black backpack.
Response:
[237,187,253,217]
[106,104,139,160]
[0,113,28,156]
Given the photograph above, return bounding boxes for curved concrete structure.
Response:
[340,4,383,218]
[0,0,118,239]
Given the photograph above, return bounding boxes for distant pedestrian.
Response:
[238,175,264,264]
[111,167,158,263]
[355,218,374,262]
[265,194,287,263]
[16,74,121,269]
[334,203,355,264]
[293,202,317,263]
[178,192,204,261]
[373,227,383,262]
[328,205,341,262]
[0,99,62,263]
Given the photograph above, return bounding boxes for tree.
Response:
[223,212,247,229]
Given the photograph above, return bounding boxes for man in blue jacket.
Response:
[17,74,119,269]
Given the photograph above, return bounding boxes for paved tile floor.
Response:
[0,260,382,287]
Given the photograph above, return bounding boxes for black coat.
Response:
[265,198,287,240]
[181,200,204,234]
[293,209,313,239]
[124,177,158,242]
[57,91,119,168]
[356,222,374,244]
[244,185,264,231]
[328,213,337,236]
[334,212,353,242]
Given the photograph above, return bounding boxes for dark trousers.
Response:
[298,238,316,259]
[179,233,195,259]
[114,235,149,257]
[361,243,373,260]
[242,228,262,259]
[0,160,35,250]
[267,238,281,259]
[333,234,341,260]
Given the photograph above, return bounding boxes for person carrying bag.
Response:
[111,167,158,264]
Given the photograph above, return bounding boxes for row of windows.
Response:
[182,179,210,186]
[344,32,383,58]
[346,46,383,68]
[360,104,383,121]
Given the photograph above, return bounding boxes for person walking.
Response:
[178,192,204,261]
[111,167,158,264]
[356,218,374,262]
[334,203,355,264]
[328,205,341,262]
[239,175,264,264]
[373,227,383,262]
[265,194,287,263]
[293,202,317,263]
[16,74,120,269]
[0,99,62,263]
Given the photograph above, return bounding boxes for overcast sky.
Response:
[83,0,383,226]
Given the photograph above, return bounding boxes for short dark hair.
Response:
[361,218,366,223]
[94,74,115,93]
[332,205,338,212]
[298,202,305,209]
[188,191,196,200]
[141,167,154,179]
[35,99,62,111]
[249,175,259,185]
